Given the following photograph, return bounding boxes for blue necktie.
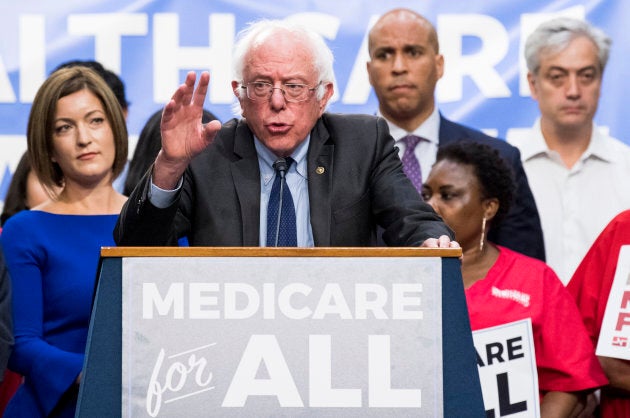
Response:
[266,157,297,247]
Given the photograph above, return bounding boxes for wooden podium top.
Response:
[101,246,462,258]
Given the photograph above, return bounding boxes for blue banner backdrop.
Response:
[0,0,624,204]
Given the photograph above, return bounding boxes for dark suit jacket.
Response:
[115,113,453,247]
[439,116,545,260]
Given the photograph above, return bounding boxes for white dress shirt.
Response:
[508,118,630,284]
[379,107,440,179]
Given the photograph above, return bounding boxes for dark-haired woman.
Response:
[422,141,607,417]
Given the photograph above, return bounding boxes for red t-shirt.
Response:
[467,245,607,394]
[568,210,630,418]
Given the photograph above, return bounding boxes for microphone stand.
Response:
[272,158,288,247]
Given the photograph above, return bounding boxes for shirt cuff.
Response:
[148,176,183,208]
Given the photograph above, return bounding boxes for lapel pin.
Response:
[316,166,325,174]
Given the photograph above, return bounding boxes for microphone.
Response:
[273,158,289,178]
[272,158,288,247]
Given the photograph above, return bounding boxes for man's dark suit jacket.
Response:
[439,116,545,261]
[114,113,453,247]
[114,113,485,417]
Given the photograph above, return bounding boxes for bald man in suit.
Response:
[367,8,545,260]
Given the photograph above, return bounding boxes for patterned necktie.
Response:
[401,135,424,193]
[266,157,297,247]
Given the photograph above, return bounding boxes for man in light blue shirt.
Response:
[116,19,456,249]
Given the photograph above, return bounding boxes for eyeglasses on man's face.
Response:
[241,81,320,102]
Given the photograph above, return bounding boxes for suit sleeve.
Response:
[487,146,546,261]
[371,118,454,246]
[113,166,183,246]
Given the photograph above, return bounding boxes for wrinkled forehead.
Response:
[250,28,308,53]
[244,33,318,80]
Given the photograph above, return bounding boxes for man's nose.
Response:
[269,87,287,110]
[392,53,408,73]
[565,74,581,98]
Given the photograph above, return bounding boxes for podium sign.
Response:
[473,319,539,418]
[121,256,443,417]
[597,245,630,359]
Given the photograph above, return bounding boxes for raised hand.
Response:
[153,71,222,189]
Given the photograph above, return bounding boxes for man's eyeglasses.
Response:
[241,81,320,102]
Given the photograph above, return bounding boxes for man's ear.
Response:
[366,61,375,87]
[527,72,539,100]
[318,82,334,115]
[231,80,241,99]
[435,54,444,81]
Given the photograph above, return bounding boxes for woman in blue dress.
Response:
[1,66,128,417]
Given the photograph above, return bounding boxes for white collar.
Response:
[518,118,617,163]
[378,106,440,145]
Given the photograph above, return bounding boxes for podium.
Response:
[77,247,484,417]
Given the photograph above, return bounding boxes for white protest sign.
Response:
[121,256,443,417]
[597,245,630,359]
[472,318,539,418]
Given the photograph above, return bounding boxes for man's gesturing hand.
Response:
[153,71,222,190]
